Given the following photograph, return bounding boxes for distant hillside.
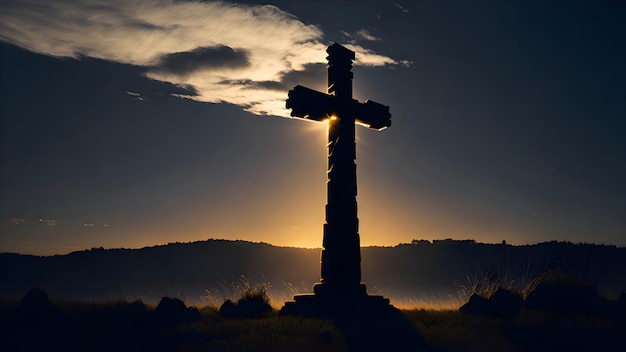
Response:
[2,239,625,307]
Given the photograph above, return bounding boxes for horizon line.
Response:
[3,237,624,257]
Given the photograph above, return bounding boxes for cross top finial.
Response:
[326,43,355,99]
[326,43,355,63]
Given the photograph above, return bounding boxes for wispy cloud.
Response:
[10,218,26,225]
[39,219,59,227]
[342,29,382,43]
[390,1,410,14]
[83,223,111,228]
[126,91,144,101]
[0,0,406,116]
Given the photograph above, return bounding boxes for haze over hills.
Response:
[2,239,625,308]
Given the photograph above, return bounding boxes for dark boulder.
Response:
[219,298,272,319]
[155,297,200,325]
[18,288,56,328]
[236,298,272,318]
[20,288,50,310]
[460,293,491,315]
[524,282,611,314]
[218,299,238,318]
[460,289,522,318]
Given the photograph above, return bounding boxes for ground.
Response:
[1,296,623,352]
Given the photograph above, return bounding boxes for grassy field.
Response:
[1,295,623,352]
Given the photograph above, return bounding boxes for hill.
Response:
[2,239,625,307]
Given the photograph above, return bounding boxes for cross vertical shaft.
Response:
[319,44,362,294]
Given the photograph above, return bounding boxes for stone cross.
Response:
[285,43,391,301]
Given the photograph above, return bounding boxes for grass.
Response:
[0,298,346,352]
[405,309,519,352]
[2,297,622,352]
[166,309,346,352]
[2,267,622,351]
[234,276,272,306]
[450,259,600,302]
[204,276,276,308]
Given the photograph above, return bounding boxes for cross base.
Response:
[280,285,427,351]
[279,283,393,319]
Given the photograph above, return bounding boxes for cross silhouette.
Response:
[282,43,392,310]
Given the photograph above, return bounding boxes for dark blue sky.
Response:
[1,0,625,254]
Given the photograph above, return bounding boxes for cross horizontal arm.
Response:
[355,100,392,131]
[286,85,334,121]
[286,86,391,131]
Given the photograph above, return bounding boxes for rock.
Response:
[460,293,491,315]
[236,298,271,318]
[219,299,238,318]
[219,298,272,319]
[20,288,50,309]
[524,282,612,314]
[460,289,522,318]
[128,299,147,313]
[155,297,199,325]
[18,288,55,328]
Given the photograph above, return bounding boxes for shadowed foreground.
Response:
[1,289,624,352]
[330,305,426,351]
[281,291,426,351]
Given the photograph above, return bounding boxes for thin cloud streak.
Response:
[342,29,382,43]
[39,219,59,227]
[0,0,405,116]
[10,218,26,225]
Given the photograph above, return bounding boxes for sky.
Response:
[1,0,624,256]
